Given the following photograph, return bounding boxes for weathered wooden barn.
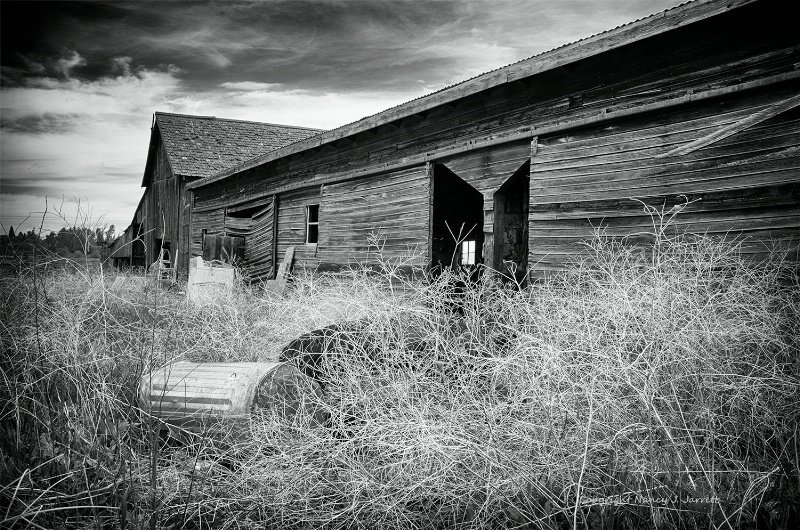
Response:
[185,0,799,281]
[108,194,146,268]
[109,112,322,272]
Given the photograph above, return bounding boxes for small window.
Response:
[460,240,476,265]
[306,204,319,244]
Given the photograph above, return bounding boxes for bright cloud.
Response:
[1,0,685,235]
[1,56,419,233]
[1,58,182,232]
[219,81,283,91]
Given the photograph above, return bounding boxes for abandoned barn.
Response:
[109,113,322,272]
[117,0,800,281]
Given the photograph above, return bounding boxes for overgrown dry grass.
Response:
[1,227,798,529]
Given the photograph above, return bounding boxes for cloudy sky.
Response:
[1,0,682,235]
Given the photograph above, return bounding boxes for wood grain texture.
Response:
[190,209,224,260]
[528,83,800,275]
[242,200,275,280]
[437,141,532,197]
[138,139,182,270]
[318,166,429,267]
[275,188,322,272]
[187,29,798,208]
[657,93,800,157]
[189,0,761,189]
[181,3,799,276]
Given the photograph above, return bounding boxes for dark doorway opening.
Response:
[154,239,171,266]
[131,223,146,268]
[493,160,530,282]
[227,205,262,219]
[430,163,484,272]
[203,234,244,263]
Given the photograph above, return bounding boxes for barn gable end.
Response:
[118,113,322,274]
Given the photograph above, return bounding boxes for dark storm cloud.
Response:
[1,1,131,83]
[1,0,676,93]
[1,0,683,233]
[1,0,486,91]
[0,112,81,134]
[0,179,58,197]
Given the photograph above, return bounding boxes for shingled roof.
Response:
[143,112,323,184]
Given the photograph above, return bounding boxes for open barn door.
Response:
[492,160,530,282]
[430,163,484,272]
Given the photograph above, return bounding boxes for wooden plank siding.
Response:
[108,231,132,259]
[242,200,275,279]
[177,179,194,274]
[189,0,767,189]
[141,140,179,268]
[185,1,800,278]
[190,209,224,260]
[437,141,531,200]
[436,141,531,270]
[318,166,430,270]
[528,81,800,275]
[190,5,798,199]
[275,188,323,272]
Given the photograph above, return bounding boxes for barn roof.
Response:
[143,112,323,185]
[188,0,759,190]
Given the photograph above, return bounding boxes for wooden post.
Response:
[483,194,494,271]
[426,162,434,266]
[527,136,538,272]
[271,195,279,279]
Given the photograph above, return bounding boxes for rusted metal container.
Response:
[140,361,323,435]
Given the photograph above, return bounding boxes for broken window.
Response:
[460,240,476,265]
[306,204,319,244]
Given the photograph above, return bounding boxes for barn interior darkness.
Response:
[430,163,484,271]
[493,160,530,281]
[226,205,263,219]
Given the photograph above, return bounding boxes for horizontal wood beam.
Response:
[530,70,800,137]
[656,92,800,157]
[193,189,276,212]
[188,0,756,191]
[227,197,272,214]
[189,71,799,208]
[268,71,800,197]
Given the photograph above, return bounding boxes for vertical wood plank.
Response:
[426,162,434,265]
[272,195,279,279]
[483,207,494,270]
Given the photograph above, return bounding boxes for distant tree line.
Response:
[1,225,116,260]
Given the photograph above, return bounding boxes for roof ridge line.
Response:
[155,111,216,119]
[305,0,697,136]
[154,111,325,132]
[186,0,757,190]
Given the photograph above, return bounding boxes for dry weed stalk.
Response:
[1,218,798,529]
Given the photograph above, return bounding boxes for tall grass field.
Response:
[1,227,798,529]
